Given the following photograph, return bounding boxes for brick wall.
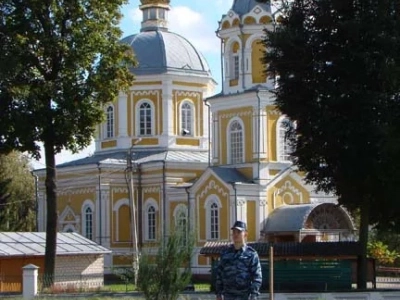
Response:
[52,254,104,291]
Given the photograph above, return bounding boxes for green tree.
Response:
[0,152,36,231]
[369,229,400,266]
[0,0,135,285]
[137,230,195,300]
[263,0,400,288]
[367,240,399,266]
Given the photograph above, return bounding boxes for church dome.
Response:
[231,0,271,16]
[121,31,211,77]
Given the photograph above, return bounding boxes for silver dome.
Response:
[121,30,211,77]
[231,0,271,16]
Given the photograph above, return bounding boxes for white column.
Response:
[253,105,267,160]
[160,80,174,146]
[223,52,230,93]
[118,92,128,137]
[96,183,110,246]
[117,92,131,148]
[22,264,39,300]
[213,113,220,164]
[244,48,252,89]
[237,197,247,223]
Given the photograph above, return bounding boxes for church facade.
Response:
[35,0,356,276]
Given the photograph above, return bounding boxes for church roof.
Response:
[264,203,320,232]
[263,203,355,233]
[211,166,251,184]
[0,232,110,257]
[54,149,209,168]
[206,84,271,100]
[231,0,271,16]
[121,31,211,76]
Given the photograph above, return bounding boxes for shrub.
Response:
[137,230,195,300]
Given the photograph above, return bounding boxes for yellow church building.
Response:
[35,0,356,276]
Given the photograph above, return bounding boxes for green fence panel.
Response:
[210,259,352,292]
[261,260,352,291]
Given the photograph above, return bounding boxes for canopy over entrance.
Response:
[262,203,356,243]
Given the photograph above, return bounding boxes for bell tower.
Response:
[139,0,170,32]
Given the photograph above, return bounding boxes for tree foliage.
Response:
[137,230,195,300]
[369,229,400,266]
[263,0,400,288]
[0,152,36,231]
[367,240,399,266]
[0,0,135,284]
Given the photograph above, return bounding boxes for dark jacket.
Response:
[216,244,262,299]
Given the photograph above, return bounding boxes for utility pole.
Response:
[127,139,141,286]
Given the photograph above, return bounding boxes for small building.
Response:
[0,232,111,293]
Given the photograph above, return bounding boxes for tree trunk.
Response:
[357,202,370,289]
[43,137,57,288]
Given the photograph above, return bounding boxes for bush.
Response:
[137,230,195,300]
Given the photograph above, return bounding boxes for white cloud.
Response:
[129,7,142,23]
[127,5,222,55]
[168,6,220,54]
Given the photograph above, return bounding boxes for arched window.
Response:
[230,41,240,80]
[204,195,221,240]
[113,198,131,242]
[139,102,152,136]
[277,117,294,161]
[174,206,188,244]
[84,206,93,240]
[147,206,156,240]
[210,203,219,239]
[228,119,244,164]
[106,106,114,138]
[143,198,158,241]
[81,200,94,241]
[181,102,193,136]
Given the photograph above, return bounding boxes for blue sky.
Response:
[32,0,233,169]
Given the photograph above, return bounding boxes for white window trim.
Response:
[204,195,222,240]
[143,198,159,241]
[81,199,95,240]
[276,116,292,162]
[227,117,245,164]
[104,105,115,139]
[179,100,195,136]
[173,204,188,236]
[232,54,239,80]
[135,99,155,136]
[225,37,242,80]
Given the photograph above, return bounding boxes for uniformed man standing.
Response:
[216,221,262,300]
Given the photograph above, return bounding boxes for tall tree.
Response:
[0,152,36,231]
[0,0,135,285]
[263,0,400,288]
